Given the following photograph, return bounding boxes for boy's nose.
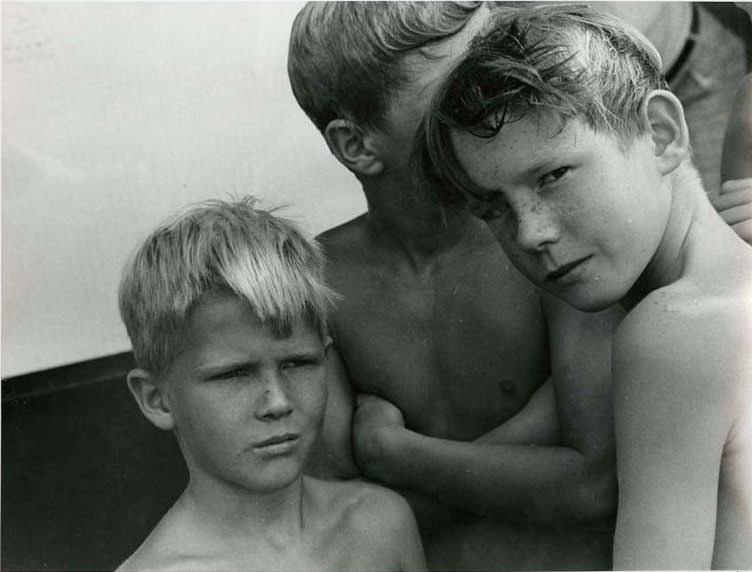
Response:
[514,198,559,253]
[256,373,293,420]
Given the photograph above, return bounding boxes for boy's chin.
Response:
[548,286,619,314]
[245,462,306,493]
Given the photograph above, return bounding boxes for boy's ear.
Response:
[126,368,175,431]
[643,89,690,175]
[324,119,384,177]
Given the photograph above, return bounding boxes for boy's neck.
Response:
[179,473,306,544]
[361,178,481,266]
[623,170,715,310]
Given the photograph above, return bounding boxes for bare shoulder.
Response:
[614,284,752,412]
[116,535,188,572]
[315,215,377,292]
[117,553,185,572]
[306,476,415,531]
[305,477,424,570]
[116,504,202,572]
[316,215,369,261]
[616,283,752,356]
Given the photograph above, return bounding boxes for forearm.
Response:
[369,427,614,526]
[475,379,560,446]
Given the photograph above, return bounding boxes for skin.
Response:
[716,74,752,244]
[451,91,752,568]
[309,6,621,570]
[120,292,424,571]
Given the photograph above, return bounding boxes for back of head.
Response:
[420,4,667,201]
[288,1,481,133]
[119,197,336,378]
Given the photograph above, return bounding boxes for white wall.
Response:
[2,2,366,377]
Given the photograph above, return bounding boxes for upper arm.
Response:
[394,495,427,571]
[543,294,623,460]
[305,344,360,479]
[377,491,426,572]
[350,485,426,572]
[612,306,733,569]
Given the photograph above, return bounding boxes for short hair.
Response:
[419,4,666,204]
[288,1,481,133]
[119,197,336,377]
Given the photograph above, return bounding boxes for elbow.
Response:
[354,424,403,486]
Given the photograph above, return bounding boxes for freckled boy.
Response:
[423,5,752,568]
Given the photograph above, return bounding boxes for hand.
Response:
[714,178,752,244]
[352,394,406,483]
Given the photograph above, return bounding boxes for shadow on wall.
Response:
[2,354,187,571]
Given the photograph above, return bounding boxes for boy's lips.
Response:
[545,255,592,283]
[252,433,300,455]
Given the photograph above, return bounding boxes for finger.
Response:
[713,188,752,211]
[718,202,752,226]
[720,178,752,193]
[731,219,752,245]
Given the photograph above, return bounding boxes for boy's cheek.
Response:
[297,376,328,422]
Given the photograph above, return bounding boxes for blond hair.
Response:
[288,1,481,132]
[420,4,667,203]
[119,197,336,376]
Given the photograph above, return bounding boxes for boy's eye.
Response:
[281,357,318,370]
[209,367,253,381]
[540,166,570,186]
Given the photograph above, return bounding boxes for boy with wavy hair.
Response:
[422,5,752,568]
[117,197,424,571]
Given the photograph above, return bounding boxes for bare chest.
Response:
[330,256,549,439]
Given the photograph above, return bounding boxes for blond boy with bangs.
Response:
[116,197,424,571]
[423,5,752,568]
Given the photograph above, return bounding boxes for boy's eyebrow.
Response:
[196,347,326,376]
[464,150,582,200]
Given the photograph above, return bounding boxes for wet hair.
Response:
[287,1,481,133]
[418,4,666,204]
[118,196,336,377]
